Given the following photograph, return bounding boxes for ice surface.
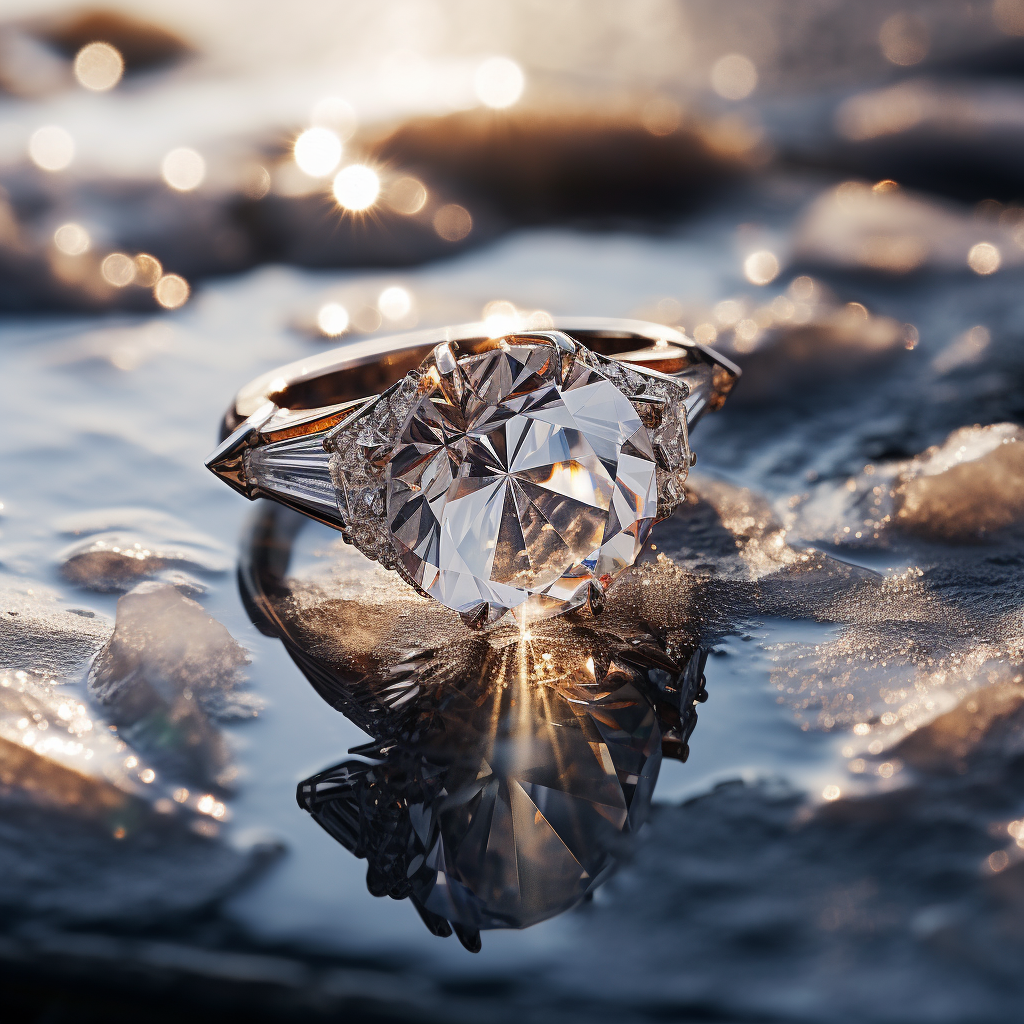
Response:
[3,169,1024,1011]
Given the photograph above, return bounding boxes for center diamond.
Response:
[386,343,658,624]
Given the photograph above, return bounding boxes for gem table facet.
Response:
[385,344,659,624]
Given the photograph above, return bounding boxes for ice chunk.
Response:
[895,424,1024,542]
[794,180,1024,274]
[55,507,230,593]
[794,424,1024,549]
[88,585,257,788]
[0,575,110,675]
[0,667,275,924]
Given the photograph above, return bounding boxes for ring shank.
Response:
[221,318,740,441]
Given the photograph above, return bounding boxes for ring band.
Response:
[208,318,739,625]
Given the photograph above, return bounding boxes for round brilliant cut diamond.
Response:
[386,343,658,623]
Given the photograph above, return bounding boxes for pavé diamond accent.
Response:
[385,342,660,624]
[327,375,422,567]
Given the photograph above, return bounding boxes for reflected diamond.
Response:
[387,344,658,623]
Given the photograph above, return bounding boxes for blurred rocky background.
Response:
[6,0,1024,1021]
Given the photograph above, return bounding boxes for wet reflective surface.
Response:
[7,0,1024,1020]
[243,504,704,949]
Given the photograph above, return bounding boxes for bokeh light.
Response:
[73,41,124,91]
[317,302,349,336]
[101,253,136,288]
[293,127,342,177]
[241,164,271,200]
[641,97,682,136]
[134,254,162,287]
[332,165,380,211]
[968,242,1001,275]
[710,54,758,101]
[378,286,412,321]
[474,57,525,109]
[743,250,780,285]
[53,222,90,256]
[161,148,206,191]
[433,204,472,241]
[483,299,518,336]
[154,274,190,308]
[386,176,428,215]
[29,126,74,171]
[715,298,744,325]
[879,12,930,65]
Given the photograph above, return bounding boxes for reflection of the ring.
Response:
[240,502,708,951]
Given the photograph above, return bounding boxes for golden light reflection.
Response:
[822,785,841,801]
[154,274,189,309]
[378,285,412,321]
[317,302,350,336]
[140,768,156,783]
[386,176,428,215]
[101,252,136,288]
[133,253,162,287]
[743,250,780,285]
[989,850,1010,872]
[474,56,525,109]
[879,13,930,66]
[710,54,758,101]
[693,323,717,344]
[53,222,90,256]
[196,793,227,818]
[789,275,816,301]
[434,204,472,242]
[968,242,1001,275]
[332,164,380,211]
[29,125,74,171]
[770,295,794,319]
[161,147,205,191]
[73,41,124,91]
[241,164,271,200]
[714,298,744,326]
[293,127,342,178]
[732,318,760,353]
[483,299,518,337]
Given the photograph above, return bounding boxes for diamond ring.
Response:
[207,319,739,626]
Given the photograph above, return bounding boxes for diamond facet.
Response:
[385,343,659,623]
